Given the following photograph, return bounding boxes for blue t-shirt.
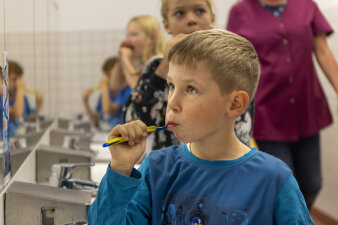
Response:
[95,87,131,129]
[0,95,34,139]
[88,145,313,225]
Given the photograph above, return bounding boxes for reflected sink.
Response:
[50,129,92,150]
[57,118,92,133]
[36,145,93,185]
[0,148,31,182]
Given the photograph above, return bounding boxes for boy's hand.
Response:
[99,76,109,88]
[35,91,43,102]
[16,78,26,90]
[108,120,148,176]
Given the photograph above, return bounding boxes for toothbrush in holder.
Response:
[102,125,168,148]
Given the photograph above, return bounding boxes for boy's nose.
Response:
[167,92,181,113]
[186,12,198,26]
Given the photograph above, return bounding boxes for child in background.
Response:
[82,56,131,131]
[0,61,43,138]
[88,29,313,225]
[124,0,255,151]
[87,15,165,132]
[112,15,165,89]
[8,61,43,122]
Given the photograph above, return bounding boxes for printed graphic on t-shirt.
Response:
[163,191,249,225]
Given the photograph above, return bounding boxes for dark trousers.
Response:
[256,134,321,210]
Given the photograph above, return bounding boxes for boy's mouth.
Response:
[166,121,178,130]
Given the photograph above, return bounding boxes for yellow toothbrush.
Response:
[102,125,167,147]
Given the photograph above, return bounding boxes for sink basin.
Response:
[36,145,93,185]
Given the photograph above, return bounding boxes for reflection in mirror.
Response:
[0,0,57,189]
[0,0,7,189]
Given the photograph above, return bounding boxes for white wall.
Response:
[54,0,338,31]
[3,0,336,32]
[4,0,59,33]
[3,0,235,32]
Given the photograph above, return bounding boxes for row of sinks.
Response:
[1,118,109,225]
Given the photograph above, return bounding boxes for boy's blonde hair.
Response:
[168,29,260,101]
[161,0,215,21]
[128,15,165,64]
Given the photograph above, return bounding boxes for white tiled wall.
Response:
[0,29,125,118]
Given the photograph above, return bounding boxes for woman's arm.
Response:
[314,34,338,93]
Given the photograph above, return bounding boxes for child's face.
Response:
[163,0,215,36]
[108,69,127,91]
[8,73,18,95]
[166,62,231,143]
[125,22,153,59]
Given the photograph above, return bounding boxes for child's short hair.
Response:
[128,15,165,63]
[161,0,215,21]
[8,61,24,78]
[168,29,260,101]
[102,56,118,74]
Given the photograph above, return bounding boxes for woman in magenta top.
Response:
[227,0,338,209]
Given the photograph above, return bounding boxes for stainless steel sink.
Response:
[57,118,92,133]
[5,181,90,225]
[0,148,31,182]
[36,145,93,185]
[49,129,92,150]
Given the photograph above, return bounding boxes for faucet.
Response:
[62,135,81,150]
[10,137,27,150]
[49,162,98,190]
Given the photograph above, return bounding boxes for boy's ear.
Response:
[227,91,250,118]
[163,19,172,34]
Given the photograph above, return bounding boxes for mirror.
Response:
[0,0,5,188]
[0,0,58,189]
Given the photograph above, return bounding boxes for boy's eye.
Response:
[174,11,184,17]
[196,8,206,15]
[167,83,175,91]
[186,86,197,94]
